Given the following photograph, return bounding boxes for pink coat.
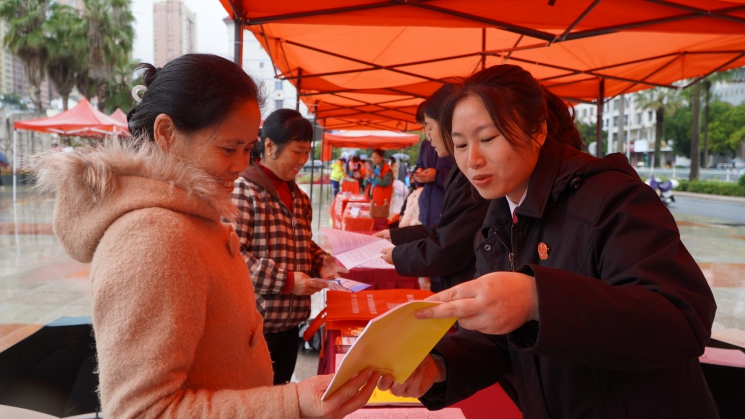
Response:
[35,141,300,419]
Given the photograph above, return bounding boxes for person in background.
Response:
[379,64,718,419]
[413,129,453,227]
[363,148,394,207]
[231,108,348,386]
[375,84,490,293]
[330,156,346,197]
[398,186,424,227]
[389,156,400,184]
[349,155,363,189]
[35,54,377,419]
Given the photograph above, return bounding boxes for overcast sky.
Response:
[131,0,231,65]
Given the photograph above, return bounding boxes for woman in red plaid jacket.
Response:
[231,109,345,385]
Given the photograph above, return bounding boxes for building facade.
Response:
[153,0,197,68]
[224,19,309,119]
[575,95,674,168]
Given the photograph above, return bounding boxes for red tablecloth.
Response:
[340,204,389,231]
[341,180,361,194]
[330,193,369,229]
[345,267,420,290]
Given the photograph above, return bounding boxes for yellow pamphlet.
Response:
[367,387,422,406]
[322,300,456,400]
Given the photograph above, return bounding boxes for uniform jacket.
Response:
[232,161,327,333]
[415,140,453,226]
[34,141,299,419]
[421,138,719,419]
[390,166,489,289]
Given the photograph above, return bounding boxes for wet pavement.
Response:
[1,183,744,375]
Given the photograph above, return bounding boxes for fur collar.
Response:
[33,139,235,262]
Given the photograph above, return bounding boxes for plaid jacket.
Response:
[231,161,327,333]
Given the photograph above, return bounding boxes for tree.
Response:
[634,87,682,167]
[701,70,737,167]
[82,0,134,111]
[0,0,50,113]
[575,120,606,154]
[708,103,745,155]
[101,59,140,113]
[44,4,87,111]
[689,81,701,180]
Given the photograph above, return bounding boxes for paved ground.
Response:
[1,183,744,388]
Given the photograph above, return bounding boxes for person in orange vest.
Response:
[364,149,394,206]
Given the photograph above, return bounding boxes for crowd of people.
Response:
[34,53,718,419]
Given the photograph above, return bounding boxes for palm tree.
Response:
[634,87,682,167]
[701,70,736,168]
[44,4,87,111]
[0,0,50,114]
[82,0,134,111]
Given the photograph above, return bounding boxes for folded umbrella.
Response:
[0,317,99,418]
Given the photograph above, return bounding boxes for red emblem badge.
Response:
[538,242,549,261]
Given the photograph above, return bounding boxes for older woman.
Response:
[231,108,346,386]
[36,54,376,419]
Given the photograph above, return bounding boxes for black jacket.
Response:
[421,138,719,418]
[390,166,489,289]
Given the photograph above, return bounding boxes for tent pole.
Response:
[318,160,325,230]
[596,78,604,157]
[296,69,303,111]
[230,0,244,65]
[481,28,486,70]
[12,130,17,203]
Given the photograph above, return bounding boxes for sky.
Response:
[131,0,231,65]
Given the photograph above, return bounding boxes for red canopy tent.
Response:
[219,0,745,131]
[11,98,129,202]
[321,130,420,161]
[109,108,128,126]
[14,98,128,137]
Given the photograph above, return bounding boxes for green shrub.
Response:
[678,180,745,197]
[739,173,745,188]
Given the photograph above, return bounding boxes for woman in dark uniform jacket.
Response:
[376,84,490,291]
[378,64,719,419]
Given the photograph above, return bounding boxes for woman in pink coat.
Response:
[34,54,378,419]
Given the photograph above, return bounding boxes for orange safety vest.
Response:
[365,163,393,206]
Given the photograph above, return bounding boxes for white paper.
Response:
[330,240,394,269]
[358,257,397,269]
[346,408,466,419]
[699,346,745,368]
[321,228,382,254]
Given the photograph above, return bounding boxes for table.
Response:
[341,203,388,232]
[341,179,361,194]
[330,193,369,229]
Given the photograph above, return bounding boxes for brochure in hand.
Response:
[320,228,394,269]
[321,300,457,400]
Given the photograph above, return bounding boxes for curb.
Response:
[675,191,745,205]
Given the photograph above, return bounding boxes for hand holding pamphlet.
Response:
[310,277,372,293]
[320,228,394,269]
[322,300,457,400]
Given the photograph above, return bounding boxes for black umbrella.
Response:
[0,317,99,418]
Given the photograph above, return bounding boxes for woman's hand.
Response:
[379,248,394,265]
[416,272,539,335]
[291,272,327,296]
[373,229,391,241]
[297,368,381,419]
[319,255,349,279]
[377,355,445,398]
[413,168,436,184]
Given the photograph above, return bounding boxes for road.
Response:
[668,195,745,225]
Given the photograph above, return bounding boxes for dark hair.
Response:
[421,83,458,123]
[415,102,426,124]
[127,54,262,141]
[440,64,583,155]
[389,156,396,164]
[372,149,386,159]
[252,108,313,159]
